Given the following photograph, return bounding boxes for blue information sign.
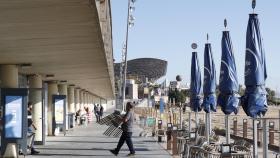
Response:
[5,96,23,138]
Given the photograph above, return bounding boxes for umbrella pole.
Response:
[209,112,212,133]
[188,112,191,132]
[262,119,268,158]
[253,119,258,158]
[225,115,230,144]
[195,112,198,129]
[206,113,210,144]
[179,103,182,129]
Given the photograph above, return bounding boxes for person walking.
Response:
[110,102,135,156]
[27,102,40,155]
[97,104,101,122]
[85,107,93,123]
[100,104,104,119]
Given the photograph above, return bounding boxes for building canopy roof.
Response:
[115,58,167,83]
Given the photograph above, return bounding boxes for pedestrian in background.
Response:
[94,104,101,122]
[100,104,104,119]
[27,102,40,155]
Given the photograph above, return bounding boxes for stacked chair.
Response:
[98,110,124,137]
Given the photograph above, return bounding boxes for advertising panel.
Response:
[55,99,64,124]
[5,96,23,138]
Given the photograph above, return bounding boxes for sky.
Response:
[111,0,280,92]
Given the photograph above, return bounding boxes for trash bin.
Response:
[80,115,87,126]
[68,113,75,128]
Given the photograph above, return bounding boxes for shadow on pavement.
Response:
[47,140,119,144]
[31,153,112,157]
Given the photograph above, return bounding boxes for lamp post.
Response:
[121,0,136,112]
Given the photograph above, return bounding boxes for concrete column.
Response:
[87,92,90,108]
[58,84,68,98]
[74,88,80,112]
[28,74,43,143]
[58,83,68,112]
[47,81,58,136]
[86,92,89,107]
[88,94,91,108]
[67,85,75,113]
[80,90,85,112]
[90,95,94,111]
[0,65,18,157]
[84,92,87,108]
[94,96,98,105]
[0,65,18,88]
[78,89,82,111]
[83,91,87,109]
[58,83,68,129]
[88,93,91,108]
[79,90,83,111]
[68,85,75,128]
[89,95,93,110]
[91,95,94,107]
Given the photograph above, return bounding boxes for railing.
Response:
[133,106,280,157]
[185,108,280,155]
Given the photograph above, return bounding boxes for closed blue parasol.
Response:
[202,40,217,113]
[218,26,239,115]
[241,13,268,118]
[190,49,202,112]
[159,97,165,114]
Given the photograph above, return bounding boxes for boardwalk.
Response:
[27,116,171,158]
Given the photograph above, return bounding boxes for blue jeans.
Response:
[115,132,135,154]
[27,127,35,149]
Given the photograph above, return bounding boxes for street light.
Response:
[121,0,137,112]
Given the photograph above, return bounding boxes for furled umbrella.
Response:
[241,1,268,157]
[242,8,267,119]
[189,43,202,129]
[202,35,217,143]
[217,19,240,143]
[203,35,217,113]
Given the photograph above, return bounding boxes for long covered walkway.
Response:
[27,116,171,158]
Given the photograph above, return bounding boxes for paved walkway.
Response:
[27,117,171,158]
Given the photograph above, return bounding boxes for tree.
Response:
[238,85,245,96]
[266,87,276,105]
[168,89,186,105]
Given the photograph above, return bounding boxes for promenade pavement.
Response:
[27,115,171,158]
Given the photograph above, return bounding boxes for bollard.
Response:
[169,111,172,123]
[173,113,175,125]
[269,121,275,145]
[167,123,172,150]
[175,113,177,125]
[158,120,163,142]
[243,119,248,138]
[172,125,178,155]
[257,120,262,143]
[233,117,238,136]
